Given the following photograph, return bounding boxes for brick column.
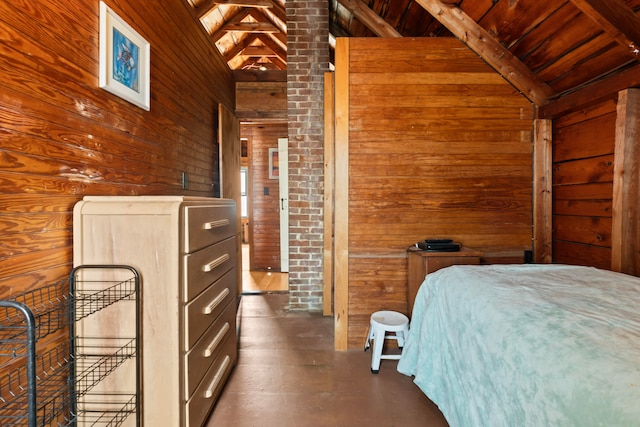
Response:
[286,1,330,311]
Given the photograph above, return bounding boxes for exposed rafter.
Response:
[256,33,287,60]
[210,9,251,42]
[414,0,556,105]
[336,0,401,37]
[248,8,286,37]
[241,46,278,56]
[266,56,286,69]
[569,0,640,55]
[192,0,640,85]
[223,22,279,33]
[196,0,272,19]
[200,0,287,71]
[262,0,286,27]
[224,33,260,61]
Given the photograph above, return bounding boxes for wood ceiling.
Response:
[188,0,640,105]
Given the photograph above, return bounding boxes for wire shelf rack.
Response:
[0,265,140,427]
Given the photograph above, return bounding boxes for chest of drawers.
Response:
[73,196,238,427]
[407,248,483,316]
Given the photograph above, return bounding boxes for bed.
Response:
[397,264,640,427]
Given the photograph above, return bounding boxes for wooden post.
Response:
[323,71,335,316]
[533,119,553,263]
[334,38,350,351]
[611,89,640,274]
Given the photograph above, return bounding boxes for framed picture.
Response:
[99,1,150,110]
[269,148,279,179]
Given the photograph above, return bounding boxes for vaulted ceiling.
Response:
[187,0,640,104]
[188,0,287,71]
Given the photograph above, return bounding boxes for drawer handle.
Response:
[204,355,231,399]
[203,288,230,315]
[204,322,230,357]
[203,219,230,230]
[202,254,230,272]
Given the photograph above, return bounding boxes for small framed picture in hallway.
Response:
[269,147,279,179]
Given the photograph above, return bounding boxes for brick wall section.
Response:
[286,1,330,311]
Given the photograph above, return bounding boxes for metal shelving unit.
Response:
[0,265,140,427]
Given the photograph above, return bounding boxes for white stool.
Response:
[364,310,409,374]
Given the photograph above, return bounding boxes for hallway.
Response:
[241,244,289,293]
[204,294,449,426]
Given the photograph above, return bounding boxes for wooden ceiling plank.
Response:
[539,62,640,118]
[569,0,640,54]
[329,20,351,38]
[223,22,280,33]
[382,0,412,29]
[337,0,402,37]
[480,0,566,50]
[414,0,556,105]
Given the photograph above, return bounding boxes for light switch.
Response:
[181,172,189,189]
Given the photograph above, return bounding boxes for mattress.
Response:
[397,264,640,427]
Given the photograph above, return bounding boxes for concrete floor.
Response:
[205,293,449,427]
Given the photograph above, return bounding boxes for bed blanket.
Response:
[397,264,640,427]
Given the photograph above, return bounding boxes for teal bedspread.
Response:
[397,264,640,427]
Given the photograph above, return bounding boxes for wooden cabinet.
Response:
[73,196,238,427]
[407,248,483,316]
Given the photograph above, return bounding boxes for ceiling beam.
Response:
[223,33,286,63]
[257,33,287,60]
[569,0,640,55]
[249,8,287,46]
[224,33,259,61]
[336,0,402,37]
[241,46,279,56]
[266,56,286,70]
[196,0,218,18]
[210,9,250,42]
[223,22,280,33]
[414,0,556,105]
[196,0,273,18]
[248,8,286,35]
[262,0,286,26]
[238,56,284,71]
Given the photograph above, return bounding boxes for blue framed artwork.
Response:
[99,2,150,110]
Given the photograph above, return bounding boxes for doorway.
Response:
[240,126,289,294]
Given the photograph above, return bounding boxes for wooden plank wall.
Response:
[552,100,617,268]
[611,89,640,275]
[0,0,234,298]
[235,81,287,121]
[336,38,534,349]
[241,123,288,270]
